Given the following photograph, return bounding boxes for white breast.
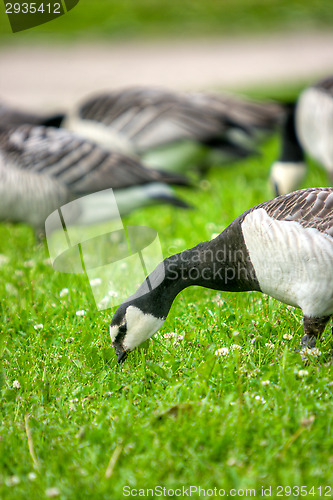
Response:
[0,154,68,227]
[296,87,333,173]
[242,208,333,318]
[64,114,135,155]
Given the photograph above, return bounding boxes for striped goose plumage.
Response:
[0,124,190,232]
[110,187,333,363]
[63,86,283,172]
[270,76,333,195]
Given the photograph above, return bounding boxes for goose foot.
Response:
[301,333,317,349]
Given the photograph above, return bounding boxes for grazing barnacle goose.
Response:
[270,76,333,195]
[64,86,283,172]
[0,124,190,233]
[110,187,333,364]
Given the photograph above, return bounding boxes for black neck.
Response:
[279,104,304,163]
[126,217,260,319]
[41,113,65,128]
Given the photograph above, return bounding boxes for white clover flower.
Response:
[0,254,9,266]
[76,310,86,317]
[34,324,44,330]
[28,472,37,481]
[59,288,69,298]
[6,475,20,487]
[108,290,119,298]
[212,295,224,306]
[250,335,261,344]
[5,283,18,296]
[301,415,315,426]
[283,333,293,340]
[173,334,184,346]
[200,179,211,190]
[163,332,177,339]
[45,487,61,498]
[300,347,321,360]
[215,347,229,356]
[230,344,242,350]
[13,380,20,389]
[265,341,275,349]
[261,380,270,386]
[254,395,266,403]
[298,369,309,377]
[24,259,35,268]
[98,296,111,308]
[89,278,102,287]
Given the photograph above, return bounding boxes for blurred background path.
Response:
[1,31,332,111]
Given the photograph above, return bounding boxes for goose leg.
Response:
[301,315,331,348]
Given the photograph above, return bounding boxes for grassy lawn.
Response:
[0,0,333,42]
[0,113,332,499]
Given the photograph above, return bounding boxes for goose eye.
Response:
[117,324,127,336]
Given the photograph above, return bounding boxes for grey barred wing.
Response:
[259,188,333,238]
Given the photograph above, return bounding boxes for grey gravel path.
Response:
[1,31,333,112]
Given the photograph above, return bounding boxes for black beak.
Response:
[114,344,128,364]
[117,350,128,364]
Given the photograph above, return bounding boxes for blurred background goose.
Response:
[63,86,283,173]
[270,75,333,195]
[0,123,190,234]
[1,87,283,175]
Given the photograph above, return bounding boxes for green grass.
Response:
[0,132,332,499]
[1,0,333,43]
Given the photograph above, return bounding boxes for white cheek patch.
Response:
[123,305,165,351]
[110,324,121,343]
[242,208,333,318]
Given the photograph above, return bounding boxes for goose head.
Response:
[110,303,165,363]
